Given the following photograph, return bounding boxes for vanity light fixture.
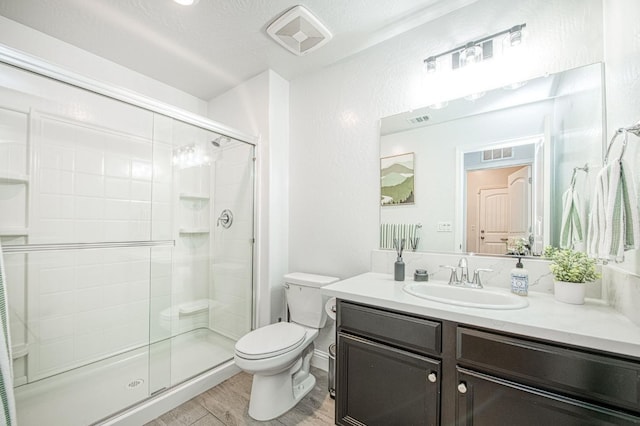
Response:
[458,42,483,67]
[509,24,524,46]
[422,23,526,73]
[424,56,437,73]
[464,92,486,101]
[173,0,199,5]
[428,101,448,110]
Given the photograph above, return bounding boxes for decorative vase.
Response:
[553,280,586,305]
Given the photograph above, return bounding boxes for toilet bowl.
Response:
[234,272,339,421]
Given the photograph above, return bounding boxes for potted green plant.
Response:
[543,246,599,304]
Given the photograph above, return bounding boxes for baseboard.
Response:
[99,361,240,426]
[311,348,329,372]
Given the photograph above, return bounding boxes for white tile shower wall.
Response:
[210,143,254,340]
[152,115,174,241]
[31,113,154,244]
[4,253,27,383]
[169,119,214,335]
[0,106,28,235]
[25,247,151,381]
[0,106,28,177]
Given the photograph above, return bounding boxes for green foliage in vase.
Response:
[543,246,599,283]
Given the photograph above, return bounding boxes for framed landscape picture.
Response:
[380,153,415,206]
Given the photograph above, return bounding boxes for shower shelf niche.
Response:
[0,173,29,184]
[179,228,210,234]
[0,227,29,237]
[179,192,210,201]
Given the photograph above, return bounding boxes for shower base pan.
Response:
[15,329,235,426]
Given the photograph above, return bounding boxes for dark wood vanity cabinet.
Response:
[455,367,640,425]
[335,300,640,426]
[336,301,442,426]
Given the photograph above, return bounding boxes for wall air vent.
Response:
[267,5,332,56]
[407,115,430,124]
[482,147,514,161]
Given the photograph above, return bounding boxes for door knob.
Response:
[427,372,437,383]
[457,382,467,394]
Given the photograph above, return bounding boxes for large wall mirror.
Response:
[379,62,604,257]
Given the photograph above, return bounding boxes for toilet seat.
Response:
[235,322,306,360]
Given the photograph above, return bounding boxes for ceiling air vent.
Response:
[267,5,332,56]
[407,115,430,125]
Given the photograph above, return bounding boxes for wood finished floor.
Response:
[145,367,334,426]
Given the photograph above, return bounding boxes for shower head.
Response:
[211,136,231,147]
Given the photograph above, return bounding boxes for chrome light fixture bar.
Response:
[423,23,526,73]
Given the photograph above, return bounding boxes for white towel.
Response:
[587,161,639,261]
[608,160,640,259]
[559,184,583,249]
[0,241,16,426]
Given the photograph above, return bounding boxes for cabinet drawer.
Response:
[338,300,441,356]
[457,327,640,413]
[456,367,640,426]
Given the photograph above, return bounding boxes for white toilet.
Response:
[234,272,339,421]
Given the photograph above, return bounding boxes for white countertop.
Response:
[322,272,640,359]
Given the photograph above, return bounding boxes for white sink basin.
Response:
[403,282,529,310]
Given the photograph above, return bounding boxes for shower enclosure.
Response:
[0,55,255,425]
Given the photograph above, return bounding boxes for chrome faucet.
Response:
[441,257,492,288]
[457,257,469,284]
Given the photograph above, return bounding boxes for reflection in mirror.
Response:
[379,63,604,257]
[461,138,541,256]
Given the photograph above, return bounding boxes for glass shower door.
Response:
[149,115,255,389]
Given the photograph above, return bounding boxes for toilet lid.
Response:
[235,322,306,360]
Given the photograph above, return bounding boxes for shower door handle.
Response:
[217,209,233,228]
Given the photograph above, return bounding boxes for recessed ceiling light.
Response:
[173,0,199,6]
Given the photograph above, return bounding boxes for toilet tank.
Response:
[284,272,339,328]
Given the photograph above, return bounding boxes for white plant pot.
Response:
[554,281,586,305]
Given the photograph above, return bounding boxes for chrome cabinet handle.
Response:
[427,372,437,383]
[458,382,467,394]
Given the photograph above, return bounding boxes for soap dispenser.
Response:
[394,238,405,281]
[510,257,529,296]
[395,255,405,281]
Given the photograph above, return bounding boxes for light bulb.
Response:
[459,43,482,67]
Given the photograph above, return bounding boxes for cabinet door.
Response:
[337,332,440,426]
[456,368,640,426]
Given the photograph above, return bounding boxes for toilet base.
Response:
[247,346,316,421]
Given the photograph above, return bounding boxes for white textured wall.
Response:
[289,0,604,281]
[290,0,604,356]
[602,0,640,324]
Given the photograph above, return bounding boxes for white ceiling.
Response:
[0,0,477,100]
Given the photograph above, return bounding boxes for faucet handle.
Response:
[471,268,493,288]
[440,265,458,285]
